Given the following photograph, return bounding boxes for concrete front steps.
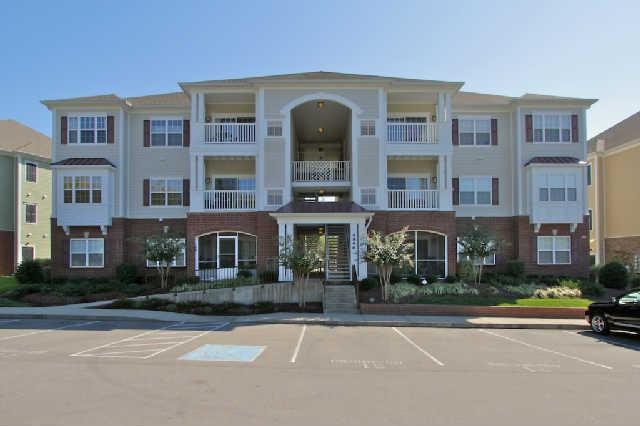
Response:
[323,285,358,314]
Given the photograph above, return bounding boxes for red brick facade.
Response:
[51,212,590,280]
[0,230,15,275]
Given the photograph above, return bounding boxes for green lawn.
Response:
[0,276,18,294]
[412,295,592,308]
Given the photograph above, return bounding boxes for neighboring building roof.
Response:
[41,94,124,108]
[453,91,597,107]
[524,156,581,166]
[0,119,51,159]
[275,201,369,214]
[588,110,640,153]
[125,92,190,107]
[51,157,115,167]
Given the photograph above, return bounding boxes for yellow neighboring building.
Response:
[588,111,640,266]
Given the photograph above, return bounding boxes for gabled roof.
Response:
[0,119,51,159]
[524,156,582,167]
[51,157,115,167]
[41,94,124,108]
[453,91,597,107]
[588,110,640,153]
[275,201,369,214]
[179,71,464,91]
[125,92,190,107]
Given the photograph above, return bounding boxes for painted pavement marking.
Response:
[0,321,100,342]
[487,362,561,373]
[70,322,229,359]
[331,359,404,370]
[392,327,445,366]
[562,330,640,352]
[479,329,613,370]
[180,344,265,362]
[290,325,307,363]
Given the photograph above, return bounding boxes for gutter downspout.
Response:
[15,155,22,269]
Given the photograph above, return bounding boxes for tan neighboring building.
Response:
[588,111,640,266]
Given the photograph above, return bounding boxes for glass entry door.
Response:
[217,236,238,280]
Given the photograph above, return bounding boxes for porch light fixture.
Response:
[316,101,325,109]
[317,127,325,135]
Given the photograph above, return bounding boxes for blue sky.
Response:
[1,0,639,138]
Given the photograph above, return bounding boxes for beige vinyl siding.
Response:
[387,104,437,115]
[452,112,514,217]
[205,103,255,116]
[205,158,255,176]
[0,155,15,231]
[264,138,285,187]
[358,139,379,186]
[602,145,640,238]
[264,88,379,118]
[21,159,52,259]
[127,113,189,219]
[387,158,438,176]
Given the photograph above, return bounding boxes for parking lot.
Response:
[0,318,638,426]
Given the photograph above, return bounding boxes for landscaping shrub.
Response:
[57,281,91,297]
[406,274,421,285]
[15,260,44,284]
[425,274,440,285]
[390,272,403,284]
[533,287,582,299]
[121,283,145,296]
[505,260,525,278]
[457,259,475,284]
[579,280,605,297]
[4,283,43,299]
[445,275,457,284]
[501,284,544,297]
[359,277,378,291]
[116,264,137,284]
[389,282,420,302]
[599,261,629,289]
[538,275,559,286]
[630,275,640,288]
[258,270,278,283]
[489,275,520,287]
[590,265,601,283]
[556,279,581,289]
[237,269,253,279]
[423,282,479,296]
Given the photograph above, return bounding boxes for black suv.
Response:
[586,288,640,334]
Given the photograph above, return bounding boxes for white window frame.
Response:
[266,120,283,137]
[67,113,107,145]
[69,238,104,268]
[24,203,37,224]
[360,188,377,206]
[25,162,37,183]
[458,176,493,206]
[146,238,186,268]
[150,117,183,148]
[266,189,284,207]
[149,177,183,207]
[457,239,496,265]
[537,173,578,203]
[63,175,103,204]
[537,236,571,265]
[532,112,573,144]
[360,120,376,136]
[208,175,256,191]
[457,116,492,147]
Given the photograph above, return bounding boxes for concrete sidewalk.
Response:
[0,302,588,329]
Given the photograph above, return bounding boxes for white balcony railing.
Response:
[203,123,256,143]
[292,161,351,183]
[203,190,256,210]
[387,189,440,209]
[387,122,438,144]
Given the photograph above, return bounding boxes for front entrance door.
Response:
[217,235,238,280]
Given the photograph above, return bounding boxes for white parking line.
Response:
[290,325,307,363]
[0,321,100,342]
[562,330,640,352]
[392,327,444,366]
[70,321,229,359]
[479,329,613,370]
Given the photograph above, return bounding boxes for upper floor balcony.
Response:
[292,160,351,187]
[387,122,438,144]
[203,122,256,144]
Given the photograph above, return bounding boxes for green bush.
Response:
[237,269,253,279]
[630,275,640,288]
[557,279,581,289]
[579,280,605,297]
[390,272,403,284]
[505,260,525,278]
[590,265,602,283]
[258,270,278,283]
[599,262,629,289]
[15,260,44,284]
[502,284,544,297]
[121,283,145,296]
[406,274,421,285]
[445,275,457,283]
[457,259,475,284]
[5,283,43,299]
[56,281,90,297]
[116,264,137,284]
[533,287,582,299]
[359,277,378,291]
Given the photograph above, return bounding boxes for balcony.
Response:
[292,161,351,186]
[203,190,256,211]
[387,189,440,210]
[203,123,256,144]
[387,122,438,144]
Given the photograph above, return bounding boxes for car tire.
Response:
[590,313,610,334]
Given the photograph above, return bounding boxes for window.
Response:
[212,177,256,191]
[459,118,491,146]
[533,114,572,143]
[68,116,106,144]
[360,120,376,136]
[267,121,282,137]
[537,173,577,202]
[586,164,592,186]
[21,246,34,262]
[387,177,429,190]
[24,204,37,224]
[151,119,183,147]
[25,162,37,183]
[267,189,283,206]
[393,231,446,278]
[146,238,186,268]
[457,239,496,265]
[459,177,492,205]
[70,238,104,268]
[588,209,593,231]
[63,176,102,204]
[618,291,640,305]
[361,188,376,205]
[150,178,183,206]
[537,236,571,265]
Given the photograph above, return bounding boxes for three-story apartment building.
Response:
[42,72,595,281]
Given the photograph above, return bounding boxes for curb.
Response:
[0,312,588,330]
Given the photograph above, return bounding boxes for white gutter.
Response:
[15,155,22,267]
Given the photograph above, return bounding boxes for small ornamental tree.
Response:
[145,234,185,289]
[364,227,414,303]
[278,235,323,309]
[457,225,501,285]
